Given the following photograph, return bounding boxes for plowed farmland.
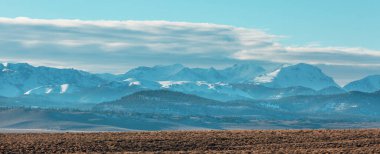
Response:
[1,129,380,153]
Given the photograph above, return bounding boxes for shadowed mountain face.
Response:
[96,90,380,117]
[247,91,380,116]
[344,75,380,92]
[220,63,265,83]
[106,90,219,104]
[118,63,266,83]
[95,90,227,115]
[119,64,185,81]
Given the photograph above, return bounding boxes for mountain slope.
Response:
[120,64,265,83]
[120,64,184,81]
[158,81,251,101]
[95,90,226,115]
[344,75,380,92]
[220,63,265,83]
[253,63,339,90]
[168,67,226,82]
[317,86,346,95]
[0,63,106,97]
[246,91,380,116]
[232,84,316,100]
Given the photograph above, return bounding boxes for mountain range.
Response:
[97,89,380,117]
[0,62,380,107]
[1,62,380,131]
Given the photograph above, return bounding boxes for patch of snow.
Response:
[24,90,32,95]
[259,103,280,109]
[272,92,284,99]
[196,81,215,89]
[45,88,53,94]
[254,68,281,83]
[60,84,69,94]
[215,82,228,86]
[123,78,141,86]
[123,78,134,82]
[158,81,189,88]
[335,103,347,111]
[2,68,11,72]
[24,86,43,95]
[129,81,141,86]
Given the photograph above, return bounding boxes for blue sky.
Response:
[0,0,380,85]
[1,0,379,49]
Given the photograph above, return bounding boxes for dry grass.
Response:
[1,129,380,153]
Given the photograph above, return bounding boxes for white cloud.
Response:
[235,46,380,66]
[0,17,280,71]
[0,17,380,83]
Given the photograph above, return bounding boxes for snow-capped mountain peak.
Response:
[2,62,8,67]
[1,64,13,72]
[253,63,339,90]
[0,63,106,97]
[0,62,355,102]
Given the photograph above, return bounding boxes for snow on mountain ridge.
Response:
[60,84,69,93]
[123,78,142,86]
[0,63,106,97]
[2,62,8,67]
[24,86,44,95]
[0,62,353,101]
[253,63,339,90]
[121,63,266,83]
[254,68,281,83]
[159,81,190,88]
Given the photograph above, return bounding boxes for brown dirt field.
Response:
[1,129,380,153]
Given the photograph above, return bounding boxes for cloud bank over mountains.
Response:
[0,17,380,84]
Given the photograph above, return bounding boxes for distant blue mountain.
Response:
[96,90,380,117]
[119,63,266,83]
[94,90,304,118]
[245,91,380,116]
[1,82,380,131]
[119,64,185,81]
[1,62,379,109]
[344,75,380,92]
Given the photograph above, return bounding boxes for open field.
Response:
[1,129,380,153]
